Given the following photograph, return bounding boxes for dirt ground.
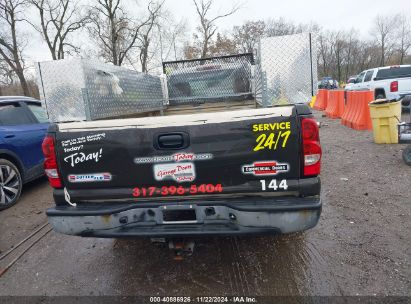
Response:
[0,111,410,297]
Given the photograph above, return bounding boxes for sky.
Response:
[173,0,411,35]
[22,0,411,70]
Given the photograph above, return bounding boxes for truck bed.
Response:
[163,99,257,115]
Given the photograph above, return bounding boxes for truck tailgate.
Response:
[55,106,302,202]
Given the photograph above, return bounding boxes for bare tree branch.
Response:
[87,0,164,67]
[0,0,30,96]
[395,14,411,64]
[192,0,240,58]
[233,20,265,53]
[28,0,89,60]
[137,0,164,72]
[371,14,399,66]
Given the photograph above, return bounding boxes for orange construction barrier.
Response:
[313,89,328,110]
[345,91,360,128]
[340,91,351,126]
[341,91,373,130]
[325,90,345,118]
[353,91,373,130]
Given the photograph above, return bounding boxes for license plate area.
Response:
[162,209,197,223]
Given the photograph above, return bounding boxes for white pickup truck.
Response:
[346,65,411,111]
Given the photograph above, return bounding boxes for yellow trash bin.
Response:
[309,95,316,108]
[368,100,402,144]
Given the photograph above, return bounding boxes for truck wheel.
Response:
[0,159,23,211]
[403,145,411,166]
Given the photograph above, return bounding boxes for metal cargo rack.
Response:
[36,59,165,123]
[36,32,318,122]
[163,53,255,105]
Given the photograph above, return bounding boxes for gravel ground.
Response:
[0,111,410,296]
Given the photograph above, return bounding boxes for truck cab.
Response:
[347,65,411,110]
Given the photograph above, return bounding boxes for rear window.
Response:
[0,104,34,125]
[28,103,49,123]
[376,67,411,79]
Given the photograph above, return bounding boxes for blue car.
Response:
[0,96,49,210]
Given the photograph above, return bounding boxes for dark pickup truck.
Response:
[43,103,322,238]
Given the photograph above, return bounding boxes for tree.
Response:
[0,59,14,86]
[192,0,240,58]
[0,0,30,96]
[183,43,201,60]
[328,31,347,82]
[208,33,237,56]
[87,0,160,66]
[0,59,12,95]
[371,14,399,66]
[317,32,331,77]
[343,29,357,81]
[395,14,411,64]
[158,17,187,62]
[28,0,89,60]
[138,1,164,72]
[139,12,186,72]
[265,17,302,37]
[233,20,265,53]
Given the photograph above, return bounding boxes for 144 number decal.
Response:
[260,179,288,191]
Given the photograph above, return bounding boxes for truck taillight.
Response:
[301,118,322,176]
[42,135,62,188]
[390,81,398,92]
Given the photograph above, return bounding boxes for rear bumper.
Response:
[46,197,321,238]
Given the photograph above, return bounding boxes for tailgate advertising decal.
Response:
[61,133,106,167]
[64,149,103,167]
[154,163,196,182]
[135,152,214,183]
[242,161,289,176]
[134,153,213,164]
[68,173,112,183]
[252,122,291,152]
[61,133,106,152]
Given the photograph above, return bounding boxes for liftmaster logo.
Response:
[68,173,112,183]
[242,161,289,176]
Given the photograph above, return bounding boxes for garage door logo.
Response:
[242,161,289,176]
[153,162,196,182]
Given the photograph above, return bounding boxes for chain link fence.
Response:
[37,59,164,122]
[163,54,254,105]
